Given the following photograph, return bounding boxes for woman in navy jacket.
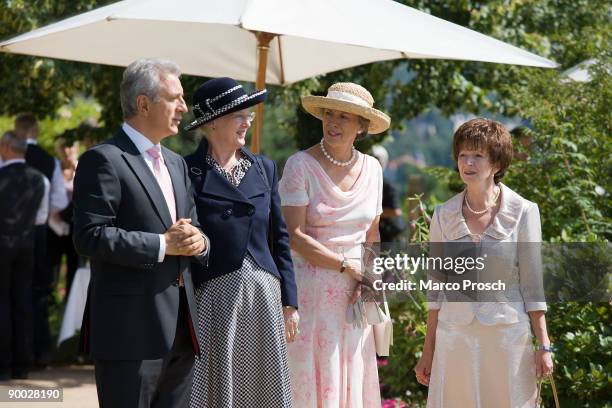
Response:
[183,77,298,408]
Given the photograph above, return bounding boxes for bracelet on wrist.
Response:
[538,344,554,353]
[339,257,348,273]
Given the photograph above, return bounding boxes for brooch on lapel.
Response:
[190,167,202,176]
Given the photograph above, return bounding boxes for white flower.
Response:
[595,185,605,196]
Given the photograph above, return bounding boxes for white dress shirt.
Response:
[26,139,68,214]
[122,123,170,262]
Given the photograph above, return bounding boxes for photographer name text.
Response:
[373,279,506,291]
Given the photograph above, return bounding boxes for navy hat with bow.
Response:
[184,77,267,131]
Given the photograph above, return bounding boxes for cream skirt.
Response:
[427,319,537,408]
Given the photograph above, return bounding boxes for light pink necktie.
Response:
[146,146,177,223]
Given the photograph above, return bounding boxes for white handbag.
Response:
[365,300,385,325]
[371,291,393,357]
[346,290,393,356]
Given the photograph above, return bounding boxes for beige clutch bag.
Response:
[370,291,393,357]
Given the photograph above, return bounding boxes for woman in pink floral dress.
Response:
[279,82,391,408]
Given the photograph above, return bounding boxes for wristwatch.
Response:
[538,344,554,353]
[339,258,349,273]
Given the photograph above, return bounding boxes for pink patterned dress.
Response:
[279,151,383,408]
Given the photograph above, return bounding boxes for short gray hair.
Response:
[0,130,28,154]
[120,58,182,119]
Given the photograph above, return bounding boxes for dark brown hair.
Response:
[14,112,37,136]
[452,118,513,184]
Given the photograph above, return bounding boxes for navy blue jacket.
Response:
[184,139,298,308]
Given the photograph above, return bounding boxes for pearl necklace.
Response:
[319,138,356,167]
[464,186,500,215]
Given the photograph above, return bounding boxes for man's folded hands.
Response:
[164,218,206,256]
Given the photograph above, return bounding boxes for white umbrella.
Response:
[562,59,597,82]
[0,0,558,152]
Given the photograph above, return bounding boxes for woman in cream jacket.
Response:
[414,118,554,408]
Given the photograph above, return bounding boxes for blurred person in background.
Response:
[371,144,406,243]
[14,113,68,367]
[0,130,48,380]
[47,134,80,300]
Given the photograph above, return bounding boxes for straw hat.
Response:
[301,82,391,134]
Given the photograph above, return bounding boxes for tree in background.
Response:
[0,0,116,119]
[364,3,610,406]
[381,55,611,407]
[1,1,610,405]
[506,58,611,241]
[4,1,607,154]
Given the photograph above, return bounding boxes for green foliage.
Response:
[258,90,298,169]
[0,0,117,124]
[543,302,611,407]
[0,96,101,154]
[380,292,429,406]
[425,166,464,196]
[542,243,612,303]
[379,195,432,406]
[504,57,612,241]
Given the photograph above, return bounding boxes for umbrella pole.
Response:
[252,31,275,153]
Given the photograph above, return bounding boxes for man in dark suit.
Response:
[72,58,208,408]
[0,131,47,380]
[14,113,68,367]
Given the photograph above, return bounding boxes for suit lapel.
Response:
[201,164,251,205]
[194,138,251,205]
[164,149,187,219]
[114,130,172,229]
[237,161,269,198]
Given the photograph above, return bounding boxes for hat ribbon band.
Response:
[191,90,265,125]
[326,90,371,108]
[194,85,245,115]
[209,85,242,103]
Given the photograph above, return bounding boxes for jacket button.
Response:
[225,208,233,216]
[247,208,255,216]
